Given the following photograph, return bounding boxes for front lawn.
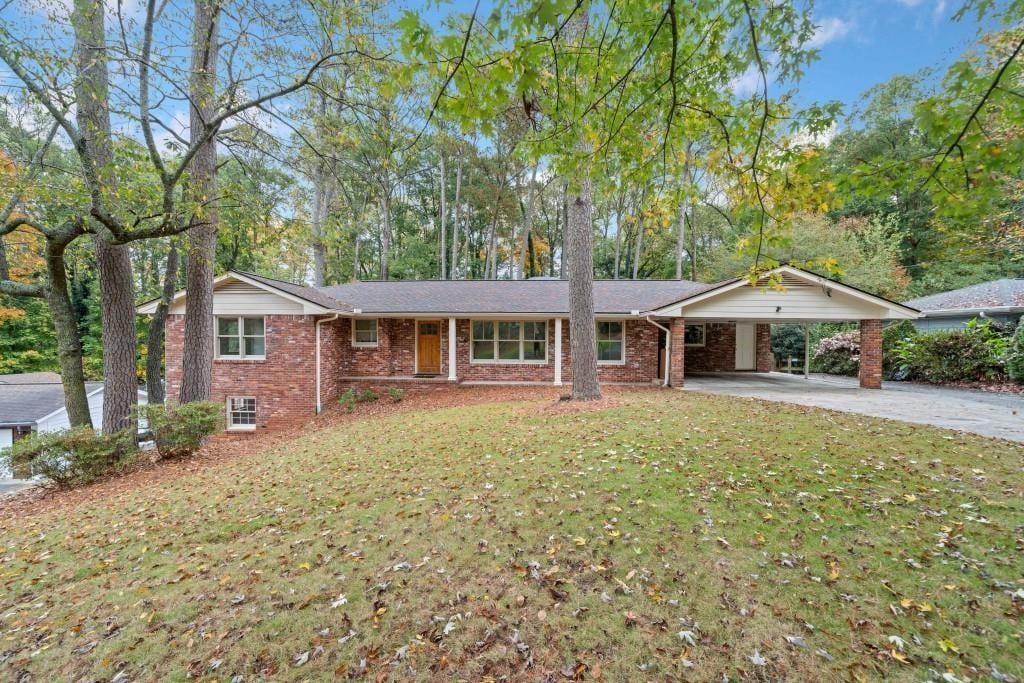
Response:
[1,391,1021,681]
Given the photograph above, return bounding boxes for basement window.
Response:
[226,397,257,431]
[216,316,265,359]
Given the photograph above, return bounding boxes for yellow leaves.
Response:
[889,648,911,664]
[938,638,960,654]
[827,561,840,582]
[572,536,587,547]
[902,494,917,503]
[298,561,311,572]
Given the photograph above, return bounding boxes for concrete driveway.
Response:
[0,479,34,496]
[685,372,1024,442]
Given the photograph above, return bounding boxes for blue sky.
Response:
[792,0,988,114]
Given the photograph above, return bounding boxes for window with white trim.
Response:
[684,323,705,346]
[227,396,257,430]
[216,316,265,359]
[471,320,547,362]
[352,319,379,347]
[596,320,625,363]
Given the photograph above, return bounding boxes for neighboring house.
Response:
[139,265,919,432]
[903,279,1024,332]
[0,372,147,478]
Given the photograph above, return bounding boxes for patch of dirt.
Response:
[0,384,658,521]
[914,378,1024,395]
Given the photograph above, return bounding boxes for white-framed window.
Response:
[597,320,625,364]
[471,320,547,363]
[684,323,706,347]
[216,316,265,359]
[352,319,379,347]
[226,396,257,430]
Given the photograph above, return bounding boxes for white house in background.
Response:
[0,372,147,478]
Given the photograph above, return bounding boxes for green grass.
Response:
[1,391,1022,682]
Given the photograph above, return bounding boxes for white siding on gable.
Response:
[36,389,149,433]
[168,279,306,315]
[680,283,887,321]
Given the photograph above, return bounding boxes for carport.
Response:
[647,266,921,389]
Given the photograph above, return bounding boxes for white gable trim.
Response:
[137,272,340,315]
[33,384,107,426]
[649,266,921,320]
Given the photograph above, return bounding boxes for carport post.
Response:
[803,324,810,380]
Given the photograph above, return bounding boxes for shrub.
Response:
[358,388,379,403]
[2,427,136,488]
[894,320,1007,383]
[811,330,860,376]
[1007,316,1024,382]
[138,401,224,459]
[388,387,404,403]
[882,320,918,379]
[339,388,357,413]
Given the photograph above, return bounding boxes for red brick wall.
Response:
[859,319,882,389]
[669,318,686,387]
[756,323,773,372]
[684,322,737,372]
[330,318,659,384]
[165,314,319,429]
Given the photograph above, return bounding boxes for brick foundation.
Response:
[859,319,882,389]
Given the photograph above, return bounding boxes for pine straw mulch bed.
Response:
[0,384,654,521]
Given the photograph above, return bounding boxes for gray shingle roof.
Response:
[0,373,102,427]
[904,279,1024,312]
[317,279,716,315]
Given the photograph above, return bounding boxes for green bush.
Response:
[882,320,918,379]
[358,387,379,403]
[1002,316,1024,382]
[2,427,136,488]
[894,319,1007,383]
[137,401,224,459]
[339,388,357,413]
[388,387,404,403]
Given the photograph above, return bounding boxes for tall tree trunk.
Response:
[439,152,447,279]
[632,218,643,279]
[73,0,137,434]
[674,144,693,280]
[145,243,179,404]
[515,163,538,280]
[559,179,568,280]
[179,0,220,403]
[45,240,93,428]
[563,6,600,399]
[566,162,600,399]
[612,193,624,279]
[380,192,391,279]
[450,156,462,279]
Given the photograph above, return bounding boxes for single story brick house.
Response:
[138,266,919,431]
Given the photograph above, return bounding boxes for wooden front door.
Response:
[416,320,442,374]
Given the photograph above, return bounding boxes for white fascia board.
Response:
[137,272,344,315]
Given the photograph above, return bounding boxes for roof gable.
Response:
[650,266,920,320]
[137,271,349,315]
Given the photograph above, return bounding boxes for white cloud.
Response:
[808,17,854,49]
[895,0,924,6]
[730,65,766,97]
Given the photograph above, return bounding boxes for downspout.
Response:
[316,313,341,414]
[645,316,672,387]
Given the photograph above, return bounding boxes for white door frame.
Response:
[735,322,755,370]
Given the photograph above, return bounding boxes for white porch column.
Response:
[554,318,563,386]
[448,317,458,381]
